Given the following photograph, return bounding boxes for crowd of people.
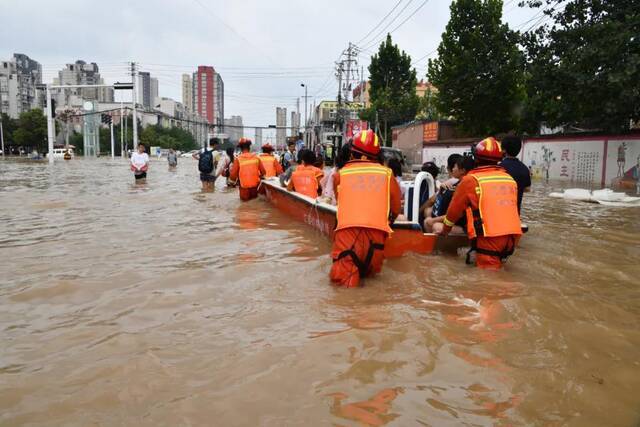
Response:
[129,130,530,287]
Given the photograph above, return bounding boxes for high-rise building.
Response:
[181,74,192,113]
[54,60,114,108]
[291,111,301,136]
[193,66,224,128]
[223,115,243,143]
[0,53,42,119]
[150,77,159,108]
[254,128,262,147]
[138,71,157,109]
[276,107,287,149]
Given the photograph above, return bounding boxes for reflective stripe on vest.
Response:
[259,155,277,177]
[466,166,522,239]
[291,165,320,199]
[238,153,260,188]
[336,162,392,234]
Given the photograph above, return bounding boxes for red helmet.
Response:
[261,143,274,152]
[474,137,503,162]
[238,137,252,148]
[352,129,381,157]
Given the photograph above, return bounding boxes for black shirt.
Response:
[500,157,531,213]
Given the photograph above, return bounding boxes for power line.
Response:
[355,0,404,46]
[362,0,431,50]
[358,0,416,50]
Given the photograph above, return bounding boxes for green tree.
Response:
[140,124,198,152]
[0,113,18,148]
[521,0,640,132]
[416,88,441,121]
[427,0,525,136]
[361,34,420,145]
[13,109,49,152]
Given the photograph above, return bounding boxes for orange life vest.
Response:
[291,165,321,199]
[336,161,393,234]
[238,152,261,189]
[465,166,523,239]
[259,154,277,177]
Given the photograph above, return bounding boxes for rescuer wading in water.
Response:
[330,130,401,287]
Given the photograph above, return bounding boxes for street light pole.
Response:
[300,83,308,148]
[46,85,55,164]
[0,119,4,157]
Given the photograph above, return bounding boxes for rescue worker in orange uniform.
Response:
[258,143,283,178]
[229,137,266,201]
[330,130,402,288]
[287,149,324,199]
[439,137,522,269]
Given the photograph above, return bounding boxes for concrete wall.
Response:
[392,123,425,166]
[421,136,640,188]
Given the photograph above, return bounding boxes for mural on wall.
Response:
[521,140,604,184]
[606,140,640,191]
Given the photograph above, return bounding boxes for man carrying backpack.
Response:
[193,138,222,192]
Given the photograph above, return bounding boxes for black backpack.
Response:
[198,149,214,174]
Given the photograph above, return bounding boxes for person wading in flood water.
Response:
[193,139,223,192]
[439,137,522,269]
[258,143,283,178]
[167,148,178,170]
[130,143,149,183]
[229,137,266,201]
[330,130,401,288]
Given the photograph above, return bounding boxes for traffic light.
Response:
[101,114,112,125]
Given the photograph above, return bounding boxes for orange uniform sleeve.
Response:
[229,158,240,181]
[274,159,284,176]
[389,176,401,220]
[333,171,341,201]
[443,175,477,228]
[258,159,266,177]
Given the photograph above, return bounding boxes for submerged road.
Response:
[1,158,639,426]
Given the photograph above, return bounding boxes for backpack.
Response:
[198,149,214,174]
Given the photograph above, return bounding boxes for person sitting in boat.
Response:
[330,130,402,288]
[279,149,304,187]
[499,135,531,214]
[438,137,522,270]
[424,155,474,234]
[319,143,351,205]
[229,138,266,201]
[258,143,283,178]
[287,149,324,199]
[417,160,443,226]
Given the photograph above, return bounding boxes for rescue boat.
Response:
[260,172,469,258]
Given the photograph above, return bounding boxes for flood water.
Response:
[1,157,639,426]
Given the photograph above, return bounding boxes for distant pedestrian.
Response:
[167,148,178,169]
[130,143,149,183]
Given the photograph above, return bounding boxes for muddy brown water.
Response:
[1,158,639,426]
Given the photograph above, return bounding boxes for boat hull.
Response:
[261,179,466,257]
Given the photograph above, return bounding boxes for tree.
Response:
[12,109,49,152]
[362,34,420,145]
[427,0,525,136]
[521,0,640,132]
[0,113,17,146]
[140,124,198,153]
[416,88,441,121]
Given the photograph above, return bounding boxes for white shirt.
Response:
[131,152,149,169]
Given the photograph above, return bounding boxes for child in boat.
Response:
[425,155,474,234]
[319,143,351,205]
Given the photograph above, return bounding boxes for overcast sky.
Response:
[1,0,538,139]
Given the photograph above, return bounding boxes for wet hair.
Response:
[226,147,235,160]
[336,143,351,169]
[209,138,218,147]
[447,154,463,171]
[501,135,522,157]
[300,148,316,165]
[387,158,402,178]
[421,161,439,180]
[455,154,476,172]
[138,143,145,148]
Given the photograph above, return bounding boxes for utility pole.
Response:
[120,102,124,156]
[0,118,4,157]
[131,62,139,149]
[110,116,115,159]
[45,85,55,164]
